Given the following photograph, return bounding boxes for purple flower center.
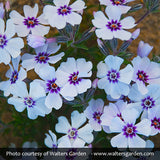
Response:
[93,111,103,124]
[107,69,120,83]
[151,117,160,130]
[137,70,149,84]
[46,79,60,94]
[24,97,36,108]
[110,0,125,5]
[68,128,78,140]
[120,95,133,104]
[52,144,58,149]
[10,71,19,84]
[106,20,122,31]
[23,17,39,28]
[123,123,137,138]
[57,5,72,16]
[68,71,82,85]
[0,34,8,48]
[35,52,50,64]
[141,96,155,110]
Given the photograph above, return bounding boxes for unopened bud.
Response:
[0,3,5,19]
[46,37,56,43]
[77,9,83,15]
[131,28,140,40]
[92,78,98,88]
[89,27,96,33]
[137,41,153,58]
[5,1,10,12]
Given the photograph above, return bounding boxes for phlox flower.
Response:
[147,107,160,136]
[0,56,27,97]
[97,55,133,99]
[44,130,58,148]
[84,99,104,131]
[101,100,128,133]
[56,57,92,98]
[33,66,73,110]
[137,41,153,58]
[92,6,136,40]
[10,4,50,37]
[0,2,5,19]
[131,56,160,94]
[21,42,64,75]
[8,81,51,120]
[43,0,86,29]
[99,0,134,14]
[55,110,93,147]
[110,108,151,148]
[0,19,24,64]
[128,84,160,119]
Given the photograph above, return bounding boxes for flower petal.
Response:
[70,0,85,11]
[120,16,136,29]
[23,3,38,18]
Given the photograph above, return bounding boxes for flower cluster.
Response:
[0,0,160,151]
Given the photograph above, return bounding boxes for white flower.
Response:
[10,4,50,37]
[0,19,24,64]
[0,56,27,97]
[56,57,92,98]
[92,6,136,40]
[8,81,51,120]
[97,55,133,99]
[21,42,64,75]
[55,110,93,148]
[128,84,160,119]
[101,100,128,133]
[132,56,160,94]
[33,66,73,110]
[84,99,104,131]
[110,108,151,148]
[137,41,153,58]
[43,0,86,29]
[99,0,134,14]
[44,130,58,148]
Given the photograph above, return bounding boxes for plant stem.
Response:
[135,10,150,24]
[39,0,45,6]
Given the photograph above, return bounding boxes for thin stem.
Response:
[39,0,45,6]
[135,10,150,24]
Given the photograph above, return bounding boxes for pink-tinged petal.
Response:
[95,28,113,40]
[121,16,136,29]
[48,52,65,64]
[128,135,146,148]
[136,119,151,136]
[55,116,71,134]
[0,48,11,65]
[76,79,91,94]
[8,97,26,112]
[89,119,102,131]
[78,124,93,144]
[23,4,38,18]
[122,108,139,124]
[31,25,50,36]
[92,11,109,28]
[118,5,131,14]
[110,117,125,132]
[0,18,4,34]
[119,64,133,84]
[70,0,85,11]
[54,0,70,6]
[21,58,36,71]
[58,135,72,148]
[97,61,109,78]
[72,138,85,148]
[71,110,86,129]
[105,5,121,21]
[29,82,46,99]
[66,12,82,26]
[45,92,62,110]
[5,37,24,58]
[111,133,128,148]
[15,24,30,37]
[9,10,24,25]
[5,19,15,39]
[113,29,132,40]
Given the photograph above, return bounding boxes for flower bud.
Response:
[46,37,56,43]
[92,78,98,88]
[131,28,140,40]
[27,35,46,48]
[5,1,10,12]
[137,41,153,58]
[0,3,5,19]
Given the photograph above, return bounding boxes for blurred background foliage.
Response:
[0,0,160,148]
